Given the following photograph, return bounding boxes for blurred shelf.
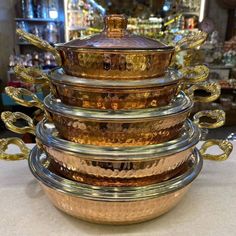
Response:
[15,18,61,22]
[67,26,87,31]
[182,12,199,16]
[66,10,81,13]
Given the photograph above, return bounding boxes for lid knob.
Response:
[104,14,128,38]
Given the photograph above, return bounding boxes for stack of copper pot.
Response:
[0,15,233,225]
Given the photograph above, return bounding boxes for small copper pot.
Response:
[28,146,203,225]
[16,15,207,80]
[13,65,212,110]
[43,92,192,146]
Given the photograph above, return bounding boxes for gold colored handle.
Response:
[16,29,62,66]
[14,65,49,85]
[1,111,35,135]
[193,110,225,129]
[5,86,44,110]
[180,65,210,84]
[185,82,221,103]
[200,139,233,161]
[0,138,30,161]
[175,31,208,52]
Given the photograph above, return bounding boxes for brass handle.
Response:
[193,110,225,129]
[14,65,49,85]
[175,31,208,52]
[16,29,62,66]
[0,138,30,161]
[185,82,221,103]
[200,139,233,161]
[1,111,35,135]
[5,86,44,110]
[180,65,210,84]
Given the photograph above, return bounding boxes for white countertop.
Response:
[0,142,236,236]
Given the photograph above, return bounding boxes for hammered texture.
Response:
[50,111,189,146]
[51,82,179,110]
[58,49,173,80]
[43,145,193,186]
[42,184,189,225]
[48,158,189,187]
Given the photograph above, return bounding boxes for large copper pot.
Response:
[28,146,203,224]
[16,15,207,80]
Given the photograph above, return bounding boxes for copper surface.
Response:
[57,49,173,79]
[51,82,180,109]
[41,184,190,224]
[48,158,189,187]
[42,144,194,186]
[49,111,189,146]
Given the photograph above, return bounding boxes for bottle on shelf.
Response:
[25,0,34,18]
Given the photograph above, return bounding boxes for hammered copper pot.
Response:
[34,119,200,187]
[16,15,207,80]
[13,65,211,110]
[44,92,193,146]
[28,146,203,225]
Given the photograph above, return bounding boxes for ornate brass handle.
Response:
[175,31,208,52]
[200,139,233,161]
[16,29,62,66]
[14,65,49,85]
[180,65,210,84]
[5,86,44,110]
[185,82,221,103]
[193,110,225,129]
[0,138,30,160]
[1,111,35,135]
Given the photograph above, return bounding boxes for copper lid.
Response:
[58,15,173,50]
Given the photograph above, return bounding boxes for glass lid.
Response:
[57,14,174,50]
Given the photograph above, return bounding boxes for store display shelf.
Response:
[15,18,61,22]
[182,11,199,16]
[67,26,87,31]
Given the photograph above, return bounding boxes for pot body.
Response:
[42,184,189,224]
[50,69,182,110]
[57,48,174,80]
[28,147,202,225]
[44,92,192,146]
[35,119,200,187]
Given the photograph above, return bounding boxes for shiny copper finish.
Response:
[49,111,189,146]
[57,49,174,79]
[42,184,190,225]
[48,160,188,187]
[43,145,193,186]
[51,81,180,110]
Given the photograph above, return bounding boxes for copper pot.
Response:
[14,65,213,110]
[16,15,207,80]
[1,89,194,146]
[1,119,232,186]
[27,146,203,224]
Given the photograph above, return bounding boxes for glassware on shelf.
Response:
[25,0,34,18]
[44,22,58,43]
[41,0,48,19]
[48,0,59,19]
